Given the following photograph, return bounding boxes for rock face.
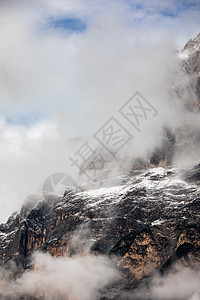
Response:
[179,32,200,109]
[0,34,200,299]
[180,33,200,75]
[0,164,200,298]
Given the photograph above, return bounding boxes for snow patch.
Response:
[151,219,165,226]
[178,51,189,60]
[79,185,127,198]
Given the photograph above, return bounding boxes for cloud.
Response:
[151,266,200,300]
[0,224,120,299]
[132,266,200,300]
[0,252,120,300]
[0,0,200,222]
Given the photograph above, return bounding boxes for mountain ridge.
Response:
[0,33,200,299]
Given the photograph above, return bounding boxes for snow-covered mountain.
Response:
[179,33,200,75]
[0,33,200,300]
[178,33,200,111]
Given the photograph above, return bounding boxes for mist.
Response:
[0,251,119,300]
[0,0,200,222]
[0,223,120,299]
[133,266,200,300]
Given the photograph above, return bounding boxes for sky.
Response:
[0,0,200,222]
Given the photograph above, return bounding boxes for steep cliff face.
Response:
[180,33,200,75]
[179,32,200,109]
[0,164,200,297]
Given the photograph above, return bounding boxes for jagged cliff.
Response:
[179,32,200,109]
[0,164,200,299]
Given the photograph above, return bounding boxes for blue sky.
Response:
[2,0,200,128]
[5,113,45,127]
[1,0,199,130]
[45,1,200,34]
[161,1,200,17]
[49,17,87,32]
[34,0,200,38]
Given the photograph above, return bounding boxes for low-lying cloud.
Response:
[133,266,200,300]
[0,252,119,300]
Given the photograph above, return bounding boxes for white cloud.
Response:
[151,267,200,300]
[133,266,200,300]
[0,252,119,300]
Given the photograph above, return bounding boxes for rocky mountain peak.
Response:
[179,32,200,75]
[183,32,200,52]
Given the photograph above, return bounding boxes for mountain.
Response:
[179,32,200,75]
[179,32,200,109]
[0,34,200,300]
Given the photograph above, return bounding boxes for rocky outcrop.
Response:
[0,163,200,298]
[180,33,200,75]
[179,32,200,109]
